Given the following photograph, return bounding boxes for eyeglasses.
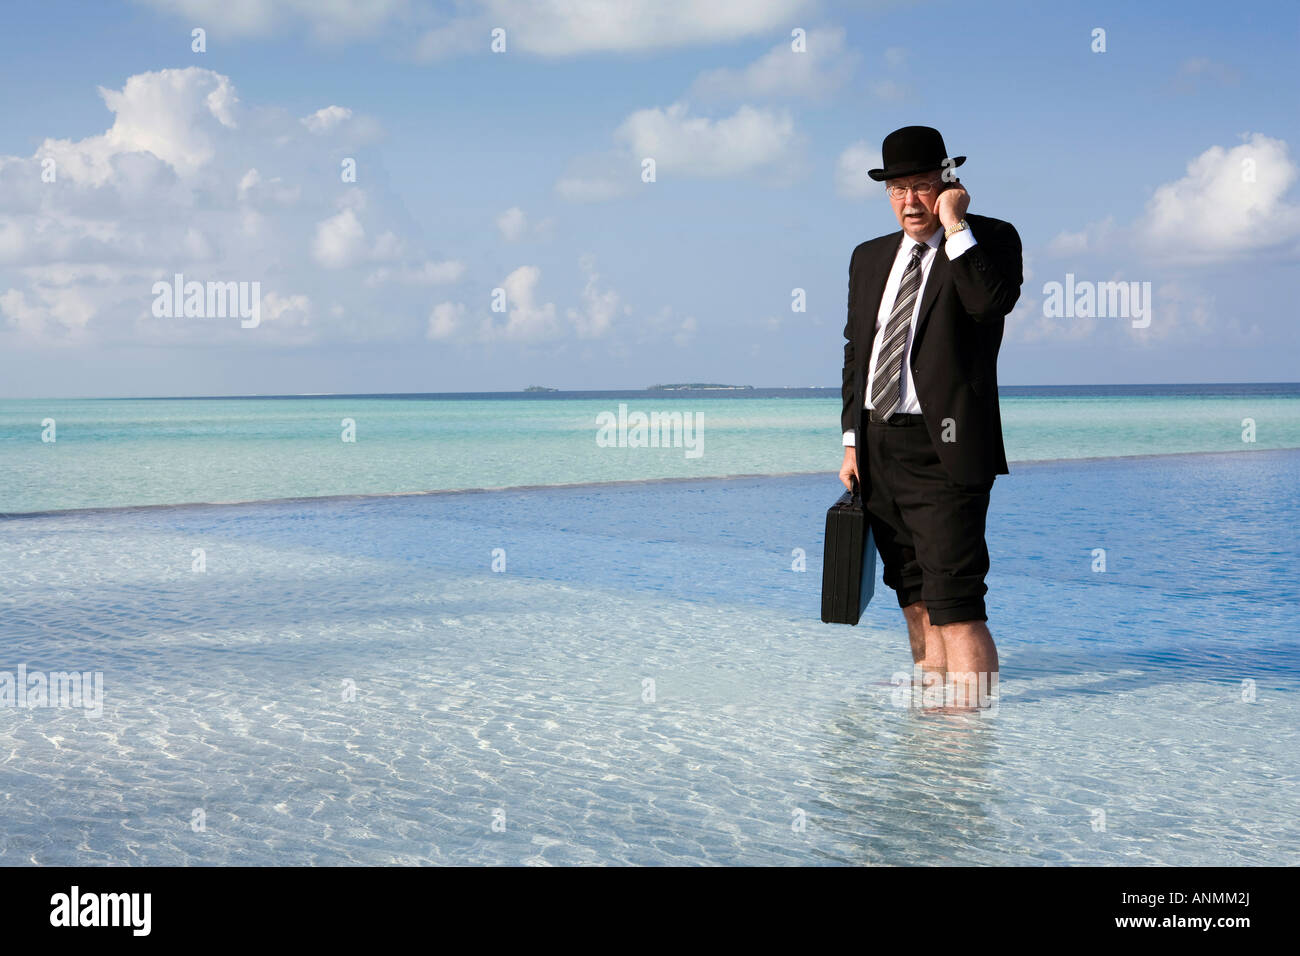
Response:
[885,178,941,200]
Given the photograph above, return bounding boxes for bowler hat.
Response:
[867,125,965,182]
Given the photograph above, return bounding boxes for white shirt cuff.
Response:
[944,224,977,258]
[843,430,855,447]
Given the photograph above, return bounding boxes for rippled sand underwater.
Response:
[1,451,1297,865]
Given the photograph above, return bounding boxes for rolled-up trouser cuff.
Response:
[892,579,924,609]
[892,588,987,626]
[920,596,987,626]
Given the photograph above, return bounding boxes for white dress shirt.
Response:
[843,223,977,447]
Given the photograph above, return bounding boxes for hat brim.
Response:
[867,156,965,182]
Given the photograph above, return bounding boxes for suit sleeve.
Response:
[841,247,858,444]
[947,219,1023,323]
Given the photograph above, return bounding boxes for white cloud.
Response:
[370,230,404,261]
[427,300,465,340]
[423,268,593,344]
[690,26,856,100]
[138,0,812,57]
[0,284,100,340]
[133,0,411,40]
[497,206,527,241]
[476,265,559,342]
[834,141,882,199]
[35,68,239,186]
[494,206,553,241]
[1136,133,1300,263]
[555,100,801,202]
[614,102,798,178]
[237,167,302,204]
[301,105,352,133]
[311,208,366,268]
[427,259,628,344]
[417,0,811,58]
[553,16,842,203]
[565,256,623,339]
[409,259,466,283]
[262,290,311,325]
[0,67,442,348]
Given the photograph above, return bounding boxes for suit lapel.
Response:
[855,235,900,437]
[862,232,901,336]
[912,232,948,357]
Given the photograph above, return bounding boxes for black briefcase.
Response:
[820,474,876,625]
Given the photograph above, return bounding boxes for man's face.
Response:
[887,171,944,240]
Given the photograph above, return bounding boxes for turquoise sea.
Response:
[1,384,1297,865]
[2,384,1299,514]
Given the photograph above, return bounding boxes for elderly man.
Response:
[839,126,1022,712]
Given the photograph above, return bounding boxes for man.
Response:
[838,126,1022,713]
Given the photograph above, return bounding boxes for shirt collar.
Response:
[900,225,944,257]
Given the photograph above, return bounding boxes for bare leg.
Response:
[902,602,946,668]
[902,601,946,710]
[937,619,999,713]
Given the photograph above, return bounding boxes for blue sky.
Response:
[0,0,1296,397]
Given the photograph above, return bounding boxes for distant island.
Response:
[523,385,559,392]
[647,383,753,391]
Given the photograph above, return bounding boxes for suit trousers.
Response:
[863,413,993,626]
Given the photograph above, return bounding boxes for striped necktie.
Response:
[869,241,928,419]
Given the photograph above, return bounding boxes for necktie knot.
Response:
[911,242,927,260]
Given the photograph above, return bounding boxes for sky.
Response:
[0,0,1296,398]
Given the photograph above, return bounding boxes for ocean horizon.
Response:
[7,381,1298,398]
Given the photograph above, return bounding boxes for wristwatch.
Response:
[944,218,970,239]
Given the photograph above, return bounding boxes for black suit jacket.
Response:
[841,212,1023,486]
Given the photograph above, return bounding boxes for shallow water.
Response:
[0,449,1296,864]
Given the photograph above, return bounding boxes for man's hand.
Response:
[936,177,970,229]
[839,446,859,491]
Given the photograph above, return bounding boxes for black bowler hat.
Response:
[867,125,965,181]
